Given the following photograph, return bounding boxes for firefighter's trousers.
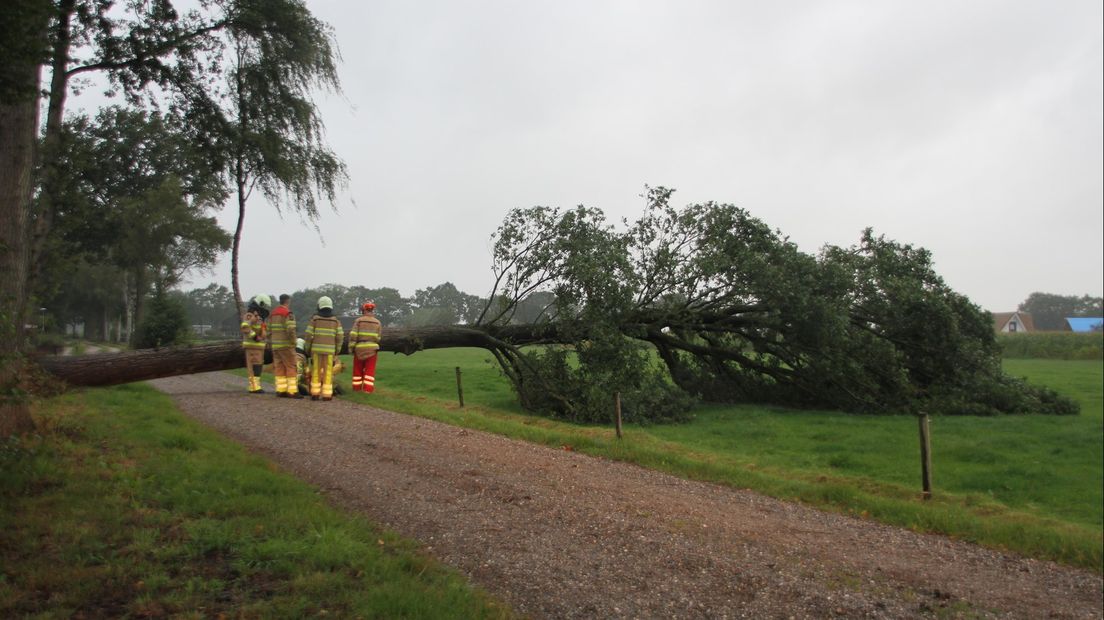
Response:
[244,348,265,392]
[352,355,378,393]
[310,352,335,399]
[272,348,297,395]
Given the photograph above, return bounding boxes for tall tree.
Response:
[217,0,348,312]
[47,108,230,344]
[0,0,51,436]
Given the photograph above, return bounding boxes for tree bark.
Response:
[0,11,46,436]
[36,325,562,388]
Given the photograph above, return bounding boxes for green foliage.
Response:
[510,341,696,424]
[1018,292,1103,331]
[484,188,1077,418]
[0,0,51,103]
[43,108,231,340]
[413,282,486,325]
[175,283,238,334]
[132,289,191,349]
[998,332,1104,361]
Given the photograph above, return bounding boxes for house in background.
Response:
[992,311,1035,334]
[1063,317,1104,332]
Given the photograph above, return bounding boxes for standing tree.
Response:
[0,0,51,436]
[46,108,230,344]
[215,1,348,311]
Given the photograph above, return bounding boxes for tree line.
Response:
[1017,293,1103,331]
[171,281,492,337]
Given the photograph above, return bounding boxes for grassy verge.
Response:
[319,350,1103,572]
[0,384,512,618]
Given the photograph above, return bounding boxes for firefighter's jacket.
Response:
[304,313,344,356]
[267,306,296,350]
[240,311,267,350]
[349,314,382,360]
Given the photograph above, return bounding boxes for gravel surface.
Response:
[152,372,1103,619]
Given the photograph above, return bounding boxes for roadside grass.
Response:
[0,383,512,618]
[328,350,1103,572]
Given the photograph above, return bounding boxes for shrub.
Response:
[133,290,191,349]
[998,333,1104,360]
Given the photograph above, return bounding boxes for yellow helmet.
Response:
[317,296,334,310]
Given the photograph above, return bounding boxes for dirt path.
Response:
[151,372,1102,619]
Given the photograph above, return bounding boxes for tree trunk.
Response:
[231,175,246,315]
[36,325,559,388]
[0,15,46,436]
[26,0,74,300]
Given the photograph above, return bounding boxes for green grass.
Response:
[329,350,1104,572]
[0,383,512,618]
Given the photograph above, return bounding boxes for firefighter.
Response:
[295,337,309,396]
[240,294,271,394]
[349,301,382,392]
[303,295,344,401]
[268,293,301,398]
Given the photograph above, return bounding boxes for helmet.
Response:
[362,301,376,312]
[317,296,334,310]
[251,294,272,309]
[296,337,306,350]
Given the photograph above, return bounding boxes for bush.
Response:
[998,333,1103,360]
[133,291,191,349]
[509,341,697,424]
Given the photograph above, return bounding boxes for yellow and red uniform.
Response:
[349,312,382,392]
[240,310,267,393]
[304,312,343,400]
[267,305,297,396]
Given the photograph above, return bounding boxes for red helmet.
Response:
[361,301,376,312]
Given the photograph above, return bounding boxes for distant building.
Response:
[1063,317,1104,333]
[992,311,1035,334]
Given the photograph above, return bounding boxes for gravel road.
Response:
[151,372,1103,619]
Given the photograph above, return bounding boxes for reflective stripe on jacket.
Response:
[349,315,382,360]
[241,311,267,350]
[304,315,344,355]
[268,307,296,349]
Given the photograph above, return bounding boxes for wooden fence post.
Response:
[918,412,932,500]
[455,366,464,408]
[614,391,623,440]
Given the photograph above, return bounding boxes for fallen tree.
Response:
[34,189,1081,421]
[35,325,558,388]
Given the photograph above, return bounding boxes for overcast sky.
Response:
[184,0,1103,312]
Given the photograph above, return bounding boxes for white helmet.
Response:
[296,337,306,350]
[317,295,334,310]
[251,294,272,309]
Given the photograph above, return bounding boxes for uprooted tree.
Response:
[39,187,1077,422]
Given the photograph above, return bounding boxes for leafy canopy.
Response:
[481,188,1077,422]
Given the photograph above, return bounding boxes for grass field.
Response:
[1,384,511,618]
[330,350,1104,571]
